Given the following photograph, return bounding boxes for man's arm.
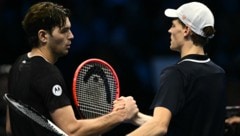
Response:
[51,96,138,136]
[127,107,172,136]
[5,106,12,136]
[130,112,153,126]
[225,116,240,125]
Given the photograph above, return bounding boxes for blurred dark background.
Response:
[1,0,240,135]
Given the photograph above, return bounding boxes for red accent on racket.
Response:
[72,58,120,119]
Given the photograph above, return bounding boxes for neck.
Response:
[180,42,205,58]
[28,48,57,64]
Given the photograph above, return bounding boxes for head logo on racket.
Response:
[72,58,120,119]
[83,65,111,103]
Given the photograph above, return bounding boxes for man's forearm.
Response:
[131,112,152,126]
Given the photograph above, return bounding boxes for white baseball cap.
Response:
[164,2,214,38]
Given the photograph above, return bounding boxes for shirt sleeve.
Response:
[35,67,71,112]
[150,66,185,116]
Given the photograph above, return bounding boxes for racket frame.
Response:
[3,93,68,136]
[72,58,120,116]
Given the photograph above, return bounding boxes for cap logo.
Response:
[181,15,187,20]
[52,84,62,96]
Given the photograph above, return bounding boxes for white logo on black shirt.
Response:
[52,84,62,96]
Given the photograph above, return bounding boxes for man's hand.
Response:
[113,96,139,122]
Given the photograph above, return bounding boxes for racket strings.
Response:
[76,63,117,118]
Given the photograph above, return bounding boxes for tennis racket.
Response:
[3,93,68,136]
[72,58,120,119]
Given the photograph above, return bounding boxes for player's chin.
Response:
[59,50,69,57]
[169,45,175,50]
[63,50,69,55]
[170,43,177,49]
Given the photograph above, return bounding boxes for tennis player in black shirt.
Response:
[6,2,138,136]
[126,2,226,136]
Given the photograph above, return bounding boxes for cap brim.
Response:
[164,9,178,18]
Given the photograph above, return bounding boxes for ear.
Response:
[38,29,48,43]
[183,26,192,37]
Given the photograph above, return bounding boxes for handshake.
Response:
[112,96,152,126]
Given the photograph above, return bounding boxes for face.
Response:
[46,17,74,57]
[168,19,186,52]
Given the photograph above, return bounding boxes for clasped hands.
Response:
[112,96,139,123]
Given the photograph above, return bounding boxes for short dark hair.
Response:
[177,19,215,47]
[22,2,71,47]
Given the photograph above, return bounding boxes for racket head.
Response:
[3,93,68,136]
[72,58,120,119]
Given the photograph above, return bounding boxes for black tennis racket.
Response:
[72,58,120,119]
[3,93,68,136]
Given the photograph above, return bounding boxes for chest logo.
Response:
[52,84,62,96]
